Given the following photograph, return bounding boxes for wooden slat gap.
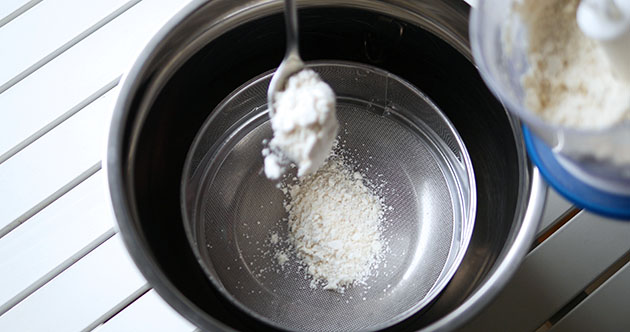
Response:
[0,0,42,29]
[84,283,151,332]
[0,162,101,239]
[0,0,140,94]
[531,207,582,251]
[535,248,630,330]
[0,78,119,165]
[0,227,116,316]
[584,249,630,294]
[534,321,553,332]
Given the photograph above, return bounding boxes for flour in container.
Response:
[515,0,630,129]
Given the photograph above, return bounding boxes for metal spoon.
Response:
[267,0,304,117]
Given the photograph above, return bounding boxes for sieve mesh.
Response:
[182,62,475,331]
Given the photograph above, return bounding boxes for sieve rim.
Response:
[180,60,477,332]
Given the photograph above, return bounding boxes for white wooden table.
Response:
[1,0,629,331]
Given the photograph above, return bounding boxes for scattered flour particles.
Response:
[280,155,385,292]
[515,0,630,129]
[263,69,339,179]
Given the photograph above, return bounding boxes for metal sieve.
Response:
[181,61,476,332]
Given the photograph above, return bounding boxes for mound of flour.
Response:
[281,156,385,292]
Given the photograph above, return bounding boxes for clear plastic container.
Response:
[470,0,630,196]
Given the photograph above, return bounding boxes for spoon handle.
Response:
[284,0,299,57]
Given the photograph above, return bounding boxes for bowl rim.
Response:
[106,1,547,331]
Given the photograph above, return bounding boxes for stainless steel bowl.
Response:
[107,0,546,331]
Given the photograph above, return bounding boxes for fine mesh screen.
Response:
[182,62,475,331]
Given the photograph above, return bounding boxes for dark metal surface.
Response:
[107,0,546,331]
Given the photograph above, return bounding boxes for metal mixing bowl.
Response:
[107,0,546,331]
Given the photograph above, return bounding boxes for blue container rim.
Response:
[523,125,630,220]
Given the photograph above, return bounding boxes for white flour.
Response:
[280,155,385,292]
[264,69,339,179]
[517,0,630,129]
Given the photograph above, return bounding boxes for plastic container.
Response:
[470,0,630,219]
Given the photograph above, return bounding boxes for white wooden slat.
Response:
[0,0,33,22]
[550,262,630,332]
[462,211,630,332]
[0,0,193,159]
[0,171,113,308]
[0,88,116,230]
[0,234,146,332]
[0,0,133,88]
[537,187,574,234]
[94,290,196,332]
